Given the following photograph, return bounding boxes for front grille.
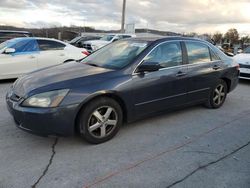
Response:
[83,44,93,51]
[10,93,21,102]
[240,72,250,78]
[239,64,250,69]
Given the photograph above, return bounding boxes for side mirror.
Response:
[136,61,161,73]
[4,48,15,54]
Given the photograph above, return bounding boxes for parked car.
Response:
[233,46,250,79]
[0,37,89,80]
[69,35,101,48]
[217,46,234,57]
[83,33,135,52]
[0,30,33,43]
[222,43,234,54]
[6,37,239,144]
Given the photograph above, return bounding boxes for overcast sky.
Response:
[0,0,250,35]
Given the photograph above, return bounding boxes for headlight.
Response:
[91,45,99,51]
[22,89,69,108]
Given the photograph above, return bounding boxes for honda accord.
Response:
[6,37,239,144]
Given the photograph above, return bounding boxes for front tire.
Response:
[205,79,228,109]
[78,97,123,144]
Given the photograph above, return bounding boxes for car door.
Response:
[184,41,223,102]
[0,39,38,78]
[132,41,188,118]
[36,39,67,68]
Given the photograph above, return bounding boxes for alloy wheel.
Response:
[87,106,118,138]
[213,84,226,105]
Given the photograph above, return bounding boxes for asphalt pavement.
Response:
[0,80,249,188]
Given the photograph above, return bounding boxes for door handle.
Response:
[60,54,65,56]
[29,55,35,59]
[176,71,187,77]
[213,65,221,70]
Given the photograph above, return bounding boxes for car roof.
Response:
[105,33,134,36]
[127,36,211,43]
[7,37,65,42]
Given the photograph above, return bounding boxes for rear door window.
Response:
[185,42,211,64]
[37,40,65,51]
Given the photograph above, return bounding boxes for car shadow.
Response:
[239,79,250,85]
[20,105,203,146]
[123,105,203,130]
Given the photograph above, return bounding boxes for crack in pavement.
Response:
[31,137,59,188]
[166,140,250,188]
[183,150,218,155]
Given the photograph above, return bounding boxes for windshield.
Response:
[0,38,33,52]
[69,36,81,43]
[0,39,17,51]
[81,40,149,70]
[100,35,115,41]
[243,46,250,53]
[0,41,8,51]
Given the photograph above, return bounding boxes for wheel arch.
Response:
[220,77,231,93]
[74,91,128,133]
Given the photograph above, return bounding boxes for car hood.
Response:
[84,40,110,46]
[13,62,112,97]
[233,53,250,64]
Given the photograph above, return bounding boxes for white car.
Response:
[83,34,135,53]
[0,37,89,80]
[233,46,250,80]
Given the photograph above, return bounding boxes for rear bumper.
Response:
[229,77,239,92]
[6,97,79,136]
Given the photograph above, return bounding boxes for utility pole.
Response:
[121,0,126,33]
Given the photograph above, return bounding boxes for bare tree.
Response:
[224,28,239,45]
[239,36,250,49]
[184,32,197,37]
[212,32,223,44]
[240,36,250,44]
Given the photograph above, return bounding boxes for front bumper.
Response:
[6,96,79,136]
[82,43,93,53]
[239,71,250,80]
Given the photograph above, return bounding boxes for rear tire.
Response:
[78,97,123,144]
[205,79,228,109]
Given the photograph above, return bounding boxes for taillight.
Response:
[235,63,240,70]
[232,59,240,70]
[82,51,90,56]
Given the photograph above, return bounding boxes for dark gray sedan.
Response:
[6,37,239,144]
